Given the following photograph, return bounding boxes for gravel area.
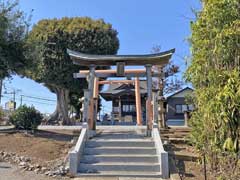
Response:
[0,161,56,180]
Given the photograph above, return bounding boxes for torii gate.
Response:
[67,49,175,136]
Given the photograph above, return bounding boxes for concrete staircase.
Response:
[76,130,162,178]
[160,127,191,143]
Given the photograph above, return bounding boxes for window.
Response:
[188,104,194,111]
[122,104,136,112]
[175,105,183,114]
[123,105,128,112]
[182,105,188,112]
[175,104,194,114]
[113,106,119,112]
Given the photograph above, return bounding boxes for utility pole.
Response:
[13,89,16,110]
[20,95,23,106]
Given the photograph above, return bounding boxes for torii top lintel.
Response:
[67,48,175,66]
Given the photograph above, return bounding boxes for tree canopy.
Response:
[26,17,119,124]
[186,0,240,178]
[0,0,29,79]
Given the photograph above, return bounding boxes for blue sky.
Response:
[1,0,201,114]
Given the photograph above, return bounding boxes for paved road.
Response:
[0,161,56,180]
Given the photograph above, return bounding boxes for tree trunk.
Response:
[75,108,81,120]
[47,87,71,125]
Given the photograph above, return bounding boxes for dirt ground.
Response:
[167,143,204,180]
[2,128,234,180]
[0,129,79,167]
[167,142,234,180]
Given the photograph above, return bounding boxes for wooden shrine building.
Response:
[100,80,148,124]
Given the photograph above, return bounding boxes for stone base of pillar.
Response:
[88,130,96,138]
[146,129,152,137]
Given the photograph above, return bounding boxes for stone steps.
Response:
[160,127,191,143]
[81,154,159,163]
[86,139,154,147]
[84,146,156,155]
[93,134,146,140]
[76,171,162,178]
[77,131,161,178]
[78,162,161,172]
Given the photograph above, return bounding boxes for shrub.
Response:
[10,105,42,130]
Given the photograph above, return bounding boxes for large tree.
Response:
[151,45,182,95]
[26,17,119,124]
[186,0,239,178]
[0,0,29,102]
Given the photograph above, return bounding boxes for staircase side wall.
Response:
[69,123,88,175]
[152,125,169,179]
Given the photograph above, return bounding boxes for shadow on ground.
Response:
[166,143,200,179]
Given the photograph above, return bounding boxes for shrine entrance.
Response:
[67,49,175,136]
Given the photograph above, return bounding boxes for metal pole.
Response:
[13,90,16,110]
[203,153,207,180]
[0,79,2,104]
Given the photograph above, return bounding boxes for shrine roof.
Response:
[67,48,175,66]
[100,81,147,101]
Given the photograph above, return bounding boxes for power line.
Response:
[21,95,56,102]
[1,95,55,106]
[21,99,55,106]
[3,85,56,101]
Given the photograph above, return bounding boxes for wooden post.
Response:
[135,77,142,125]
[146,64,153,136]
[118,97,122,122]
[93,77,99,130]
[158,97,166,128]
[88,65,95,130]
[152,89,158,125]
[184,111,190,127]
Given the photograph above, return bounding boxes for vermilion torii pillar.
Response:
[87,65,96,131]
[94,79,143,126]
[135,77,142,125]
